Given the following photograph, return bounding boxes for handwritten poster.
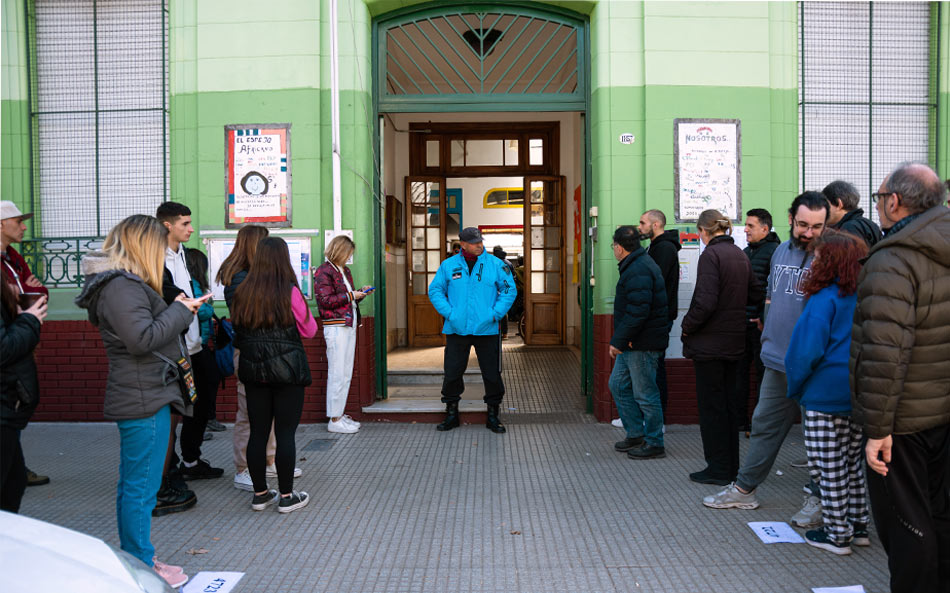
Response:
[674,118,741,222]
[225,124,292,228]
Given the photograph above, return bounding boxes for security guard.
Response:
[428,227,516,433]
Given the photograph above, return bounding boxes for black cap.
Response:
[493,245,506,257]
[459,227,483,243]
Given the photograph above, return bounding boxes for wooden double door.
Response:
[406,175,565,347]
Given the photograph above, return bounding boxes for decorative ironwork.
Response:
[20,237,103,288]
[377,4,586,112]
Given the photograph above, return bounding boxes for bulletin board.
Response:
[673,118,741,222]
[205,236,312,301]
[225,124,292,228]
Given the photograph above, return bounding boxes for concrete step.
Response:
[387,369,482,385]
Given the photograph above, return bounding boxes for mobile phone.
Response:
[197,292,213,302]
[364,286,376,293]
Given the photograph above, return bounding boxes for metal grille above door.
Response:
[376,4,586,112]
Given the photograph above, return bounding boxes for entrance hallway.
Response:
[20,422,889,592]
[375,343,584,421]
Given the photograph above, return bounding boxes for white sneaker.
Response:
[342,414,361,429]
[791,495,822,528]
[265,464,302,478]
[703,483,761,510]
[233,469,253,492]
[611,418,623,428]
[328,418,358,434]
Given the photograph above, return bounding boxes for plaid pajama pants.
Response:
[803,409,870,544]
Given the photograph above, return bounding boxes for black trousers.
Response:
[735,324,764,430]
[179,347,219,463]
[0,426,27,513]
[866,424,950,593]
[245,383,304,495]
[441,334,505,406]
[694,359,740,480]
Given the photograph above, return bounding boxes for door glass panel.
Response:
[530,203,544,225]
[411,227,425,248]
[426,140,440,167]
[529,138,544,165]
[465,140,503,166]
[426,227,440,248]
[504,139,518,166]
[530,181,544,202]
[531,250,544,271]
[545,250,559,271]
[427,250,440,270]
[450,140,465,166]
[412,273,427,295]
[412,251,424,272]
[412,209,425,226]
[530,227,544,247]
[545,273,559,294]
[544,200,558,225]
[427,273,437,288]
[545,227,560,247]
[531,272,544,293]
[446,212,461,240]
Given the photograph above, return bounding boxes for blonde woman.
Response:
[314,235,370,433]
[76,215,205,588]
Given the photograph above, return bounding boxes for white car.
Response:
[0,511,176,592]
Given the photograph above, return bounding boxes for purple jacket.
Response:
[314,261,360,327]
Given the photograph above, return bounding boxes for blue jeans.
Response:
[609,350,664,448]
[116,405,170,566]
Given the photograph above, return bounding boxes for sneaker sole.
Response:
[152,496,197,517]
[627,452,666,460]
[251,495,278,511]
[791,519,822,528]
[853,536,870,547]
[234,481,254,492]
[161,572,190,588]
[703,500,760,510]
[806,539,852,555]
[327,427,358,434]
[278,496,310,513]
[265,470,304,479]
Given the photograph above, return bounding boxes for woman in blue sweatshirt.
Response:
[784,229,869,556]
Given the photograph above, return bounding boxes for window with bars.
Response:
[22,0,168,286]
[799,2,938,220]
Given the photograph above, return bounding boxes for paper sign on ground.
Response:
[182,571,244,593]
[812,586,866,593]
[747,521,805,544]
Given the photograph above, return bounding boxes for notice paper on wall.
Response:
[225,124,292,228]
[747,521,805,544]
[674,118,741,222]
[182,572,244,593]
[205,236,312,301]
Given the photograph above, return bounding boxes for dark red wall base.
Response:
[32,319,376,423]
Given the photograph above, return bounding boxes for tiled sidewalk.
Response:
[19,421,888,592]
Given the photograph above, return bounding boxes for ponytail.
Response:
[696,209,732,236]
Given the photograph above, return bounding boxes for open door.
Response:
[523,176,565,345]
[406,177,447,347]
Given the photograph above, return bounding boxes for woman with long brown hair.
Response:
[232,237,316,513]
[785,229,870,555]
[76,214,204,587]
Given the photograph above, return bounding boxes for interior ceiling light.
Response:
[462,28,502,58]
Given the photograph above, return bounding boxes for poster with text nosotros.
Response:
[225,124,292,228]
[674,118,741,222]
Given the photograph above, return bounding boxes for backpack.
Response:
[213,315,235,378]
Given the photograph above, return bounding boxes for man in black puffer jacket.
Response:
[608,226,669,460]
[638,209,680,421]
[736,208,781,433]
[822,180,881,248]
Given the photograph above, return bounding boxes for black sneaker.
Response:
[627,444,666,459]
[614,437,644,452]
[689,469,732,486]
[251,489,278,511]
[26,468,50,487]
[179,459,224,480]
[203,431,213,441]
[206,419,227,432]
[852,524,870,547]
[805,528,852,555]
[152,483,197,517]
[277,491,310,514]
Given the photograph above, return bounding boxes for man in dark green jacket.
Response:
[608,226,668,460]
[851,162,950,593]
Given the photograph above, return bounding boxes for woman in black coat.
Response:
[0,279,47,512]
[681,209,761,486]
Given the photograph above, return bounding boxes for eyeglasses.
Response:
[871,191,895,205]
[792,219,824,232]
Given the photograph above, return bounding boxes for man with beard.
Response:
[703,192,828,528]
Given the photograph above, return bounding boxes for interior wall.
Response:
[384,111,583,351]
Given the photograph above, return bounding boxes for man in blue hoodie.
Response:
[703,192,829,525]
[429,227,516,433]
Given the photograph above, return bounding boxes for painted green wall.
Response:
[1,0,32,222]
[588,1,799,314]
[937,2,950,181]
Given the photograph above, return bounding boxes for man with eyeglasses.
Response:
[852,162,950,593]
[703,192,829,529]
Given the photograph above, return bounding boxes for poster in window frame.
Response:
[225,123,292,228]
[673,118,741,223]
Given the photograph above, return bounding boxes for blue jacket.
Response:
[428,251,516,336]
[784,284,856,415]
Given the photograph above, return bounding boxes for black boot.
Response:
[152,477,197,517]
[486,404,506,434]
[436,402,460,431]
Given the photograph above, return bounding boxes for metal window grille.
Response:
[799,2,938,220]
[23,0,168,286]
